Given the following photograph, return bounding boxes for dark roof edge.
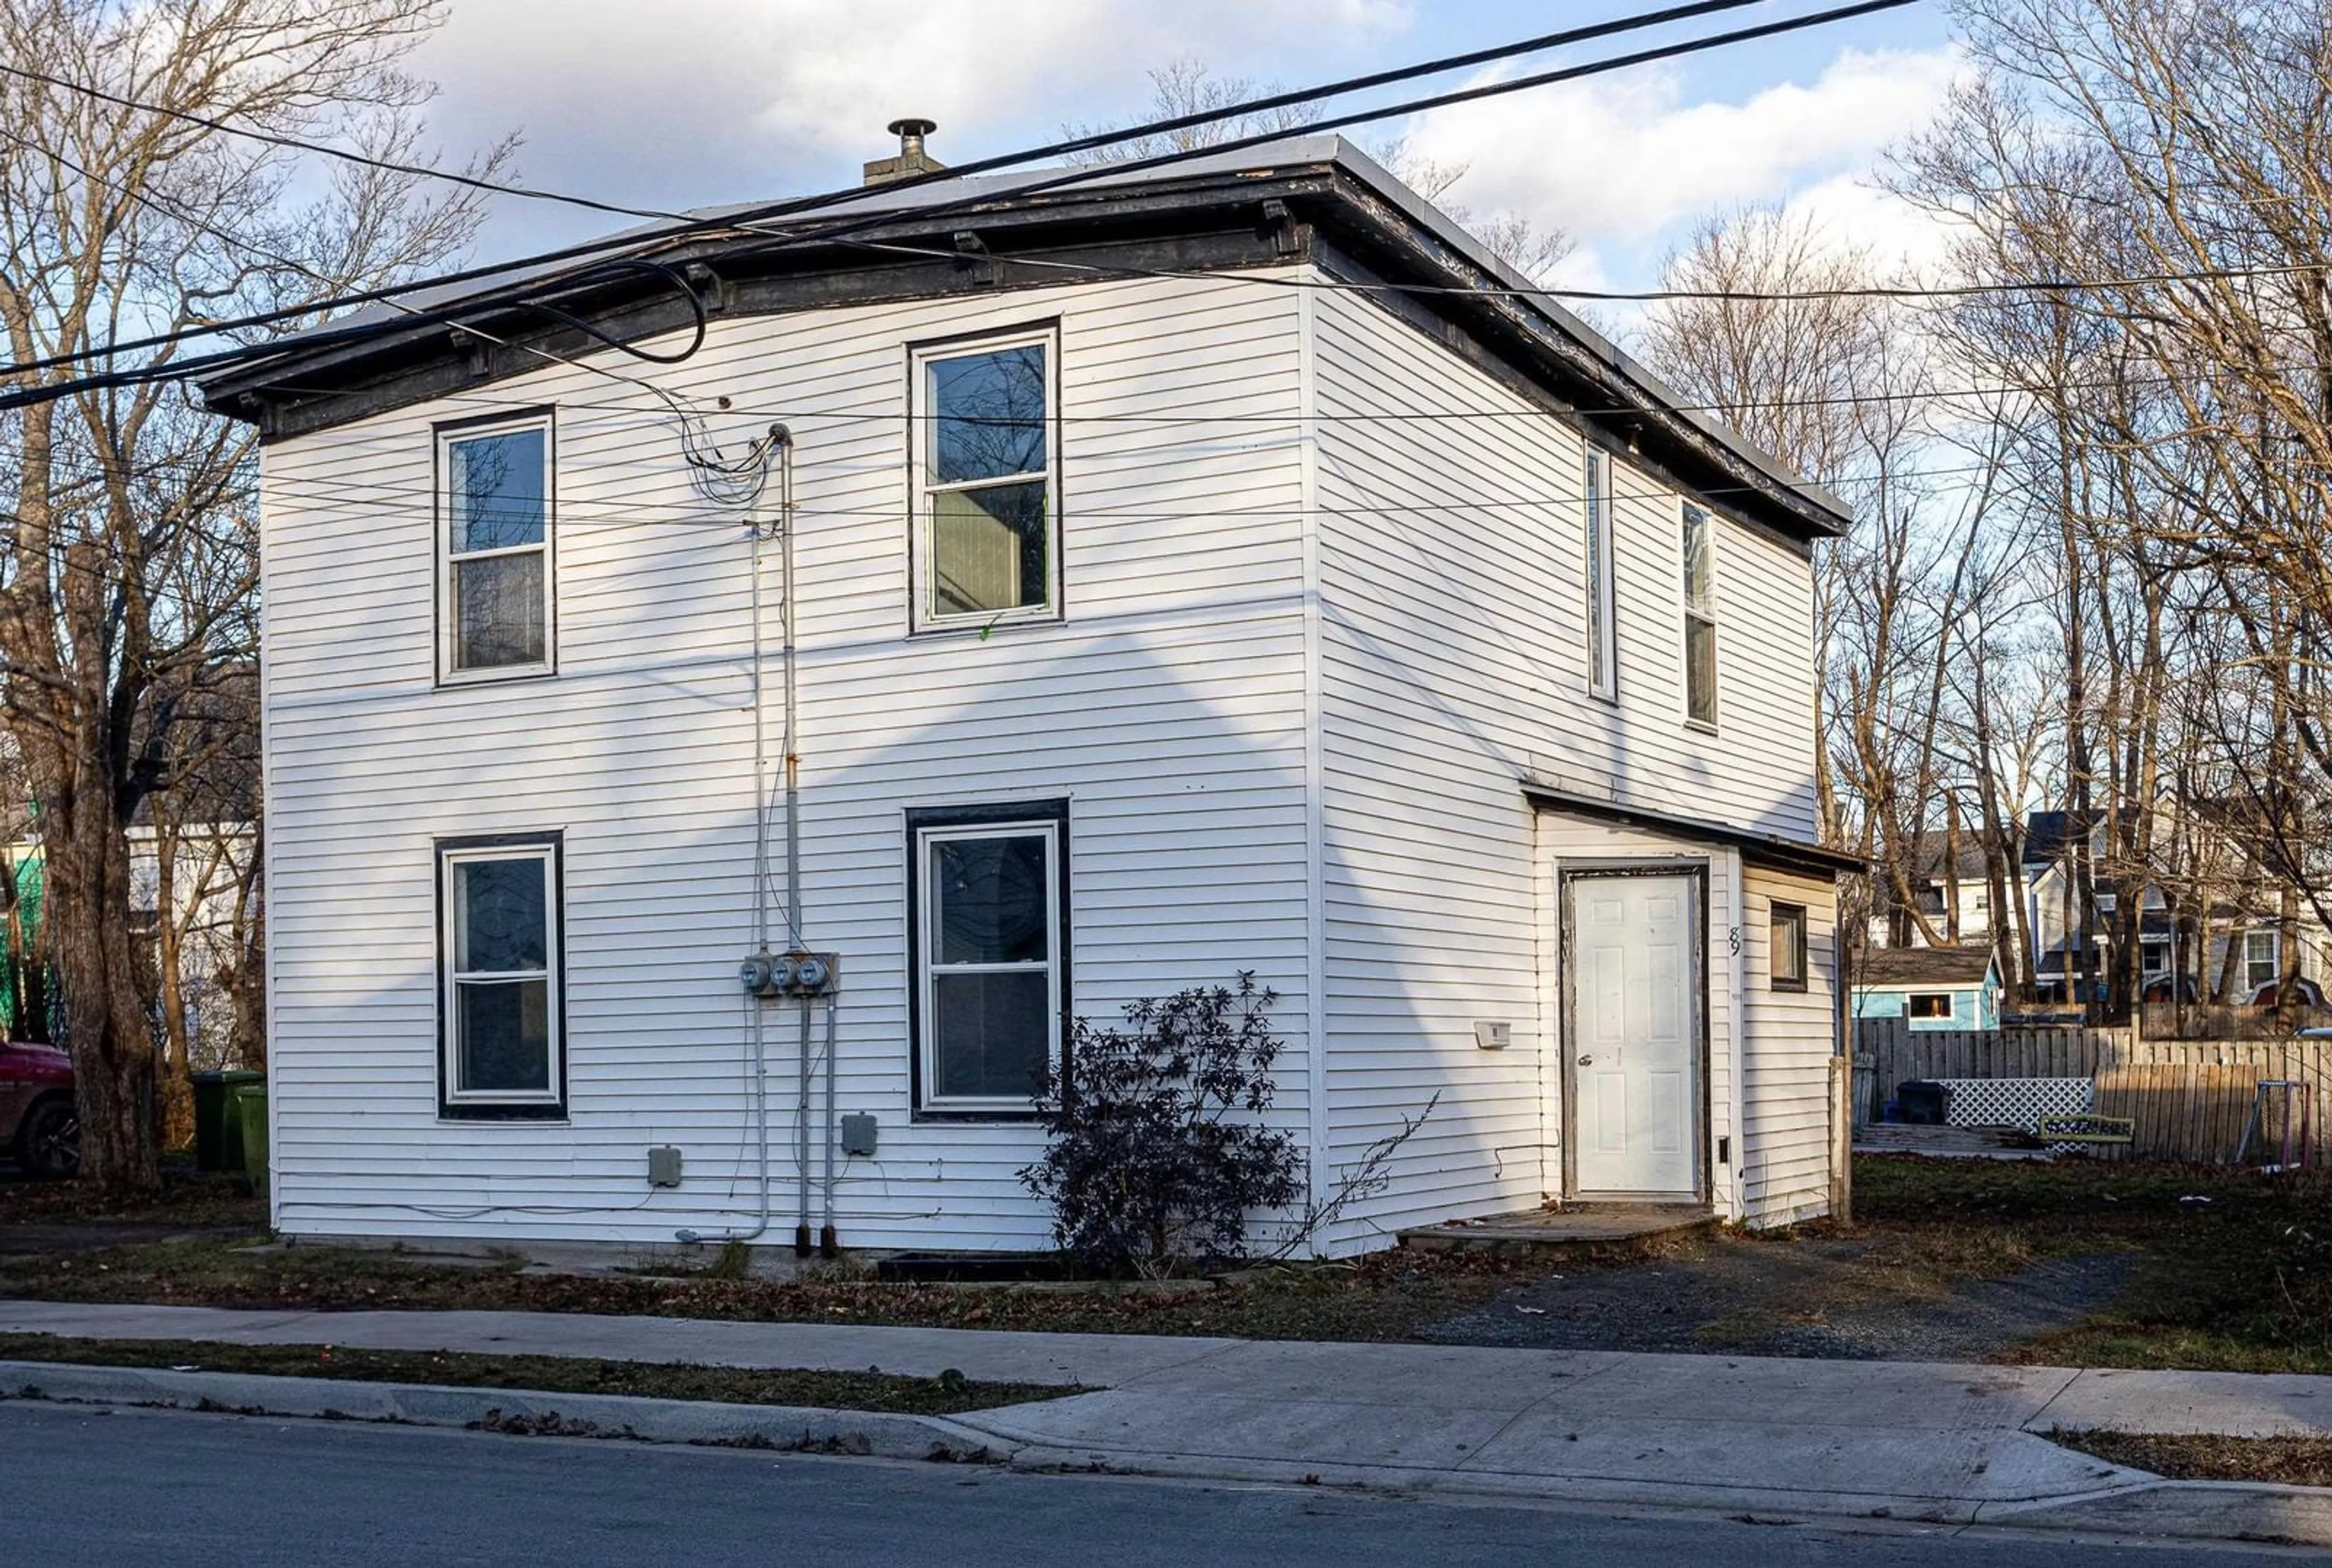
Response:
[197,137,1849,537]
[1524,781,1864,879]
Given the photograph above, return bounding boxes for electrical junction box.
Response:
[647,1146,683,1187]
[839,1114,879,1157]
[1474,1021,1512,1051]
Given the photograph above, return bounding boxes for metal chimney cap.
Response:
[888,117,937,149]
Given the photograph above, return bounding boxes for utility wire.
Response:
[0,0,1904,399]
[845,236,2332,310]
[0,2,1776,235]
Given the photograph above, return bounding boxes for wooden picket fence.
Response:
[2138,1001,2332,1041]
[1853,1017,2327,1164]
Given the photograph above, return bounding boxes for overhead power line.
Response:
[0,1,1776,236]
[0,0,1907,404]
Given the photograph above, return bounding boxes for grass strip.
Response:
[0,1332,1074,1416]
[2053,1428,2332,1488]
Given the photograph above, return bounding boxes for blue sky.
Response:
[411,1,1967,304]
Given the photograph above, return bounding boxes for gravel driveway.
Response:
[1418,1232,2138,1362]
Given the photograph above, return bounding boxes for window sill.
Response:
[438,1105,568,1123]
[1770,979,1809,994]
[911,1106,1045,1125]
[437,664,557,689]
[1587,684,1619,706]
[911,610,1062,639]
[1684,718,1719,736]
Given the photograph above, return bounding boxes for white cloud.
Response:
[408,0,1411,251]
[1396,44,1966,247]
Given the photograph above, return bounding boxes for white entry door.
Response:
[1567,873,1701,1198]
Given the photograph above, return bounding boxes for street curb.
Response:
[7,1359,2330,1548]
[1978,1478,2332,1547]
[0,1360,1012,1462]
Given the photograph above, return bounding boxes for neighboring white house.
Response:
[202,132,1855,1255]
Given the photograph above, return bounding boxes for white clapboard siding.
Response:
[1309,282,1823,1241]
[1740,865,1841,1225]
[261,274,1318,1247]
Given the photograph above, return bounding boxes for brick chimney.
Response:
[863,118,945,186]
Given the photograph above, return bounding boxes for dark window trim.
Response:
[435,831,568,1121]
[1906,991,1955,1020]
[434,408,558,689]
[904,799,1071,1122]
[1770,900,1809,992]
[903,319,1066,638]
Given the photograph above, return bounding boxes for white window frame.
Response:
[439,840,563,1112]
[909,327,1063,633]
[2246,930,2280,994]
[1682,502,1718,729]
[914,816,1063,1114]
[1907,991,1955,1021]
[437,414,555,683]
[1583,446,1617,700]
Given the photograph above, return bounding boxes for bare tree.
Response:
[1893,0,2332,1019]
[1066,58,1572,278]
[0,0,507,1196]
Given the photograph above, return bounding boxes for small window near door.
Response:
[1770,902,1808,992]
[1908,992,1954,1020]
[910,802,1068,1115]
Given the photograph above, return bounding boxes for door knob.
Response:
[1577,1054,1594,1066]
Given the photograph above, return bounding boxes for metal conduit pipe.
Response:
[678,425,791,1248]
[820,995,839,1256]
[766,431,820,1260]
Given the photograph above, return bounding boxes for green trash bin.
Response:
[231,1082,268,1194]
[191,1069,264,1171]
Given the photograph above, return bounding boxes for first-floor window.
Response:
[1908,992,1954,1020]
[910,803,1066,1114]
[1770,902,1808,991]
[440,837,562,1114]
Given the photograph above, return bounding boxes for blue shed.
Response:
[1851,946,2001,1032]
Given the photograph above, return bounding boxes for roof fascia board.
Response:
[1524,780,1864,878]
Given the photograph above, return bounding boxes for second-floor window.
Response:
[2246,930,2280,993]
[440,417,553,680]
[912,327,1060,631]
[1584,447,1616,698]
[1682,503,1718,728]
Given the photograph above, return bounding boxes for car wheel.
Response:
[18,1097,79,1179]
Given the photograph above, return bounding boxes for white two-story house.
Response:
[203,132,1854,1256]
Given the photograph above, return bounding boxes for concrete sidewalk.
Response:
[5,1300,2331,1541]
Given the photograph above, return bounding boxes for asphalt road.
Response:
[0,1402,2308,1567]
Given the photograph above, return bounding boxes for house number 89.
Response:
[1728,926,1742,955]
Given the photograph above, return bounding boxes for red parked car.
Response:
[2,1039,77,1178]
